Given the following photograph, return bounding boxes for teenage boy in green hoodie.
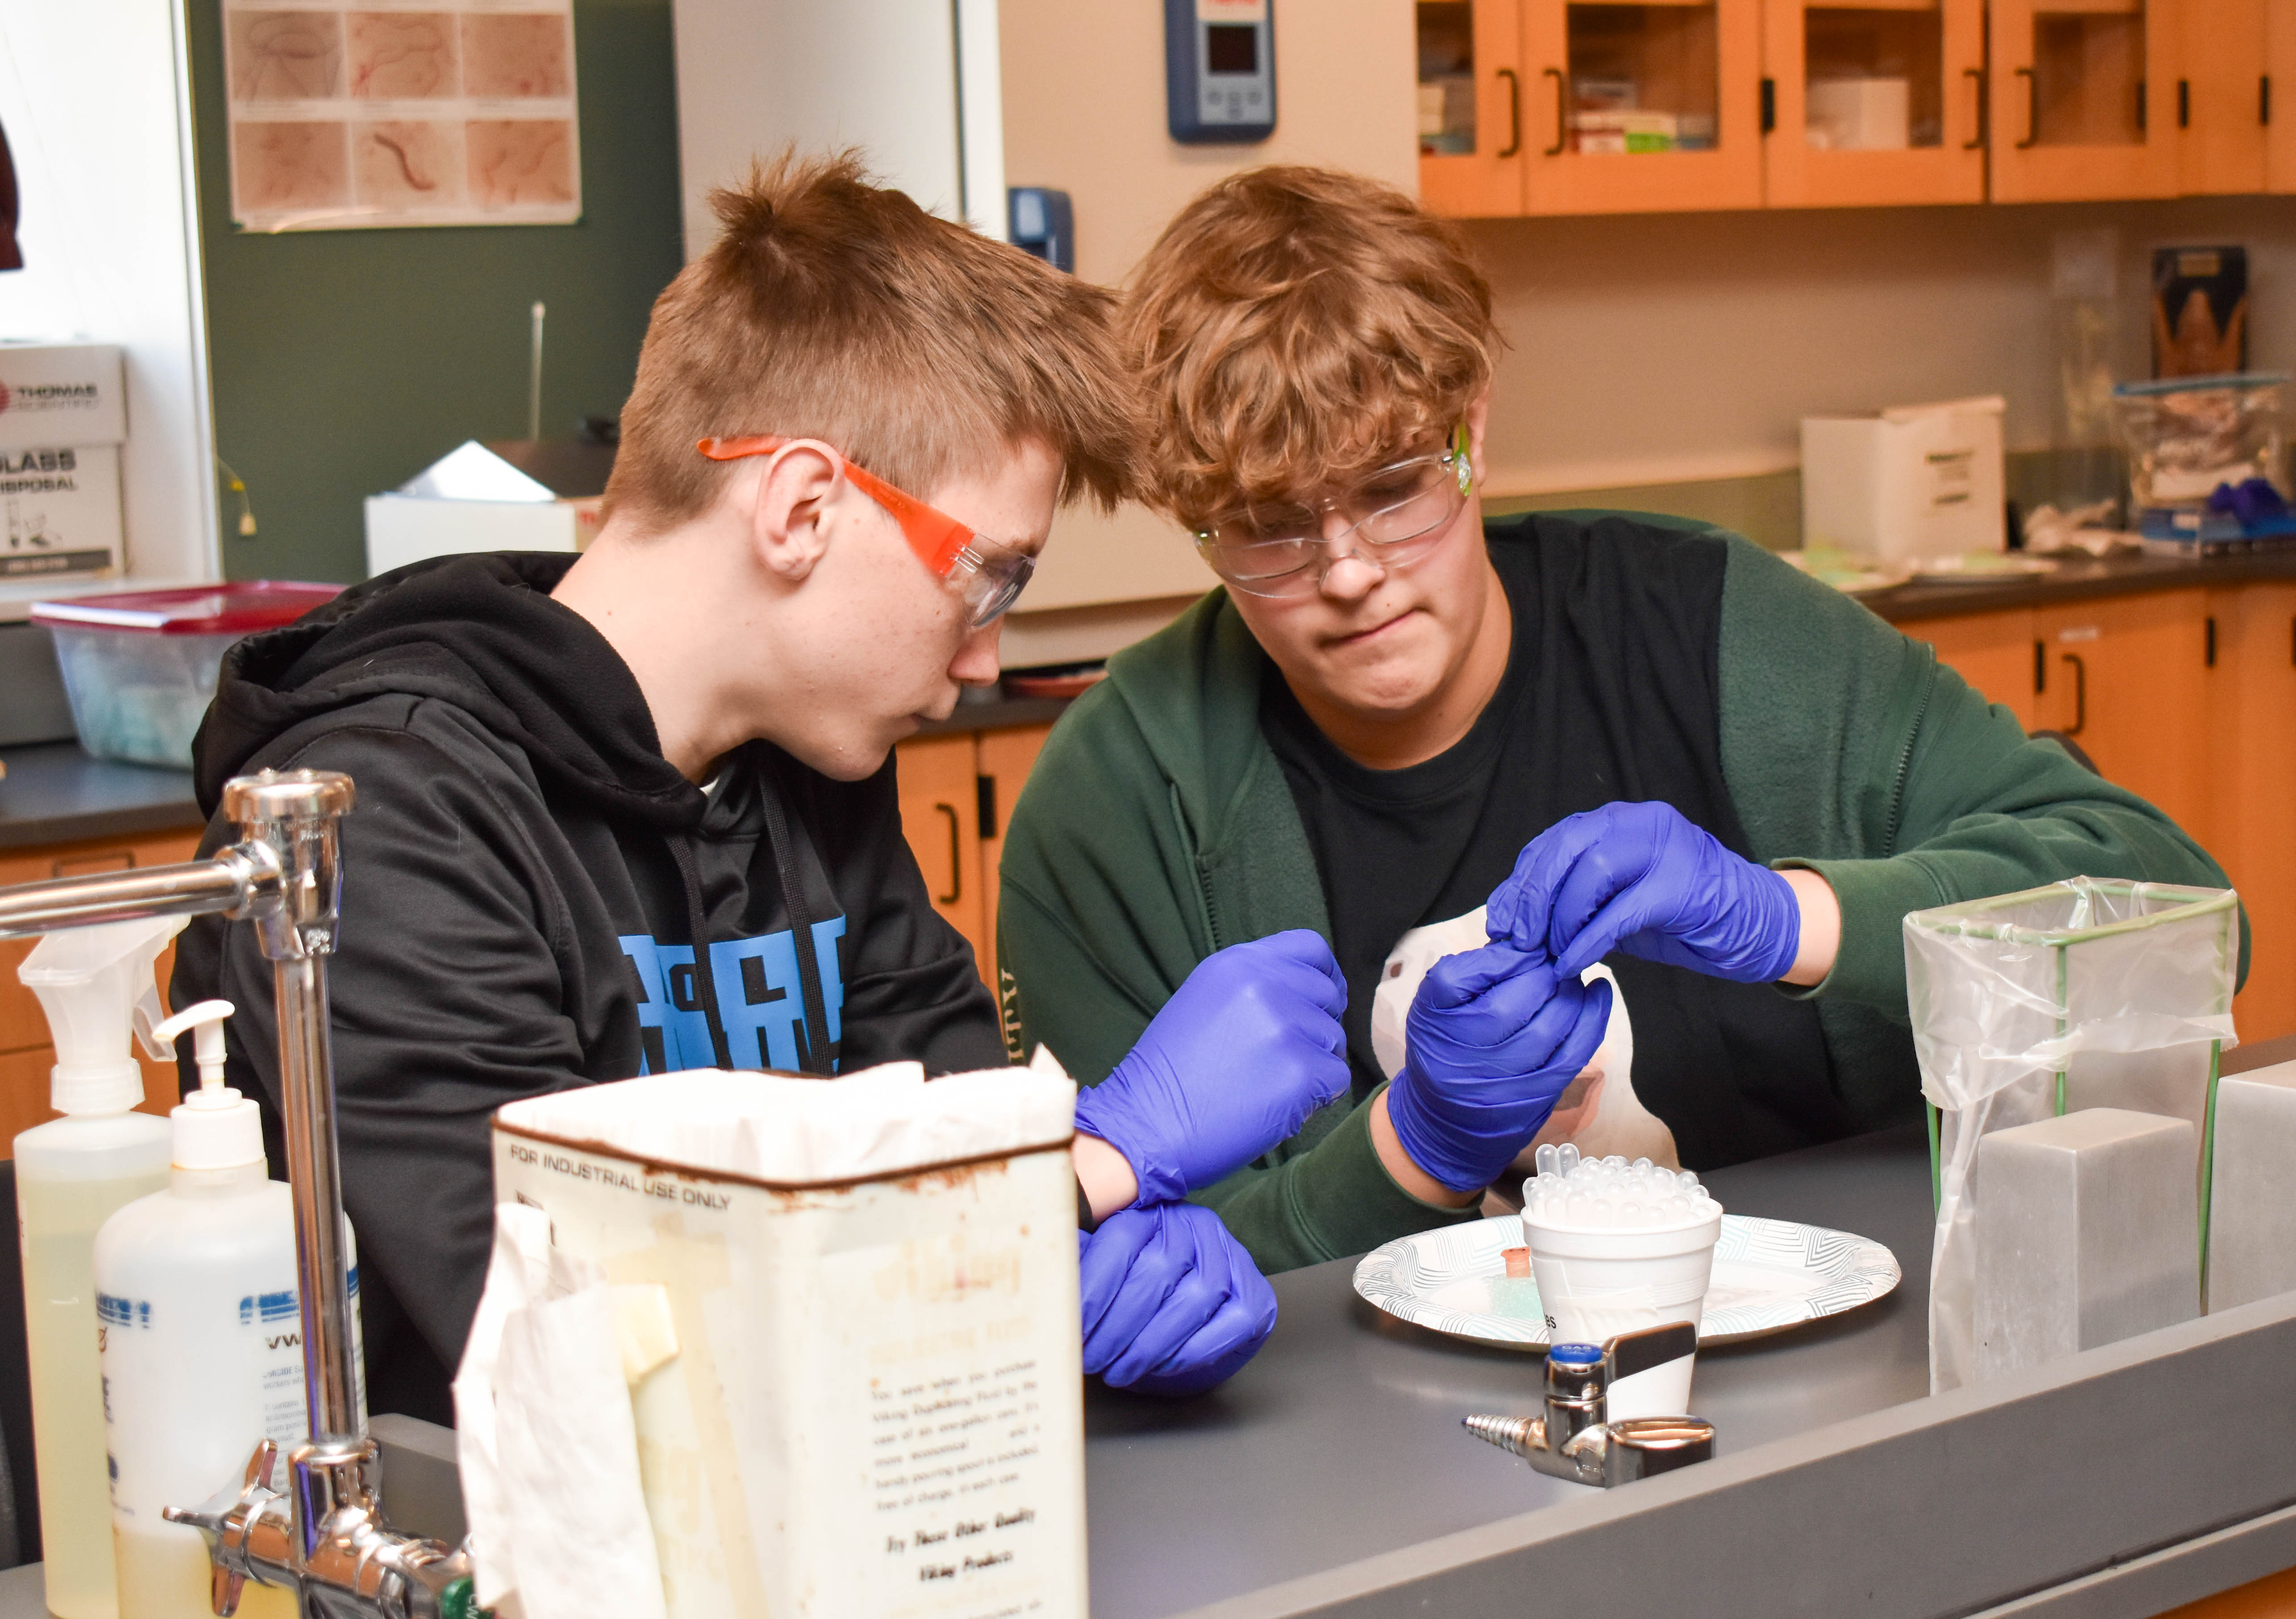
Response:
[995,166,2238,1274]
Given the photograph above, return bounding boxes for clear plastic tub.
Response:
[29,583,339,769]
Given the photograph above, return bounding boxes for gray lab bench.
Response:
[0,742,202,852]
[5,1108,2292,1617]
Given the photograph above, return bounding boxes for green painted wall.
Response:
[188,0,685,584]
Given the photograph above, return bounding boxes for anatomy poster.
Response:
[223,3,581,231]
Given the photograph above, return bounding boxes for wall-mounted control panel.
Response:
[1165,0,1275,145]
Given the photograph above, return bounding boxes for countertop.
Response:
[0,743,203,854]
[1858,544,2296,624]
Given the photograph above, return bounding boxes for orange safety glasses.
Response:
[697,435,1035,627]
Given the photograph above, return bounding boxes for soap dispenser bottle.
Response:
[95,999,356,1619]
[14,915,182,1619]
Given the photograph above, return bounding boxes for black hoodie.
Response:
[174,553,1003,1423]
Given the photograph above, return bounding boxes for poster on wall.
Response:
[223,2,581,232]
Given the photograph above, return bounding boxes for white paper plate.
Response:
[1352,1213,1901,1350]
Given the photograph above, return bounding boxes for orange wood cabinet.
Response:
[1418,0,1531,216]
[2033,589,2214,846]
[0,826,205,1154]
[1907,605,2041,730]
[893,734,990,975]
[2175,0,2269,193]
[894,721,1058,995]
[2272,0,2296,188]
[1903,587,2296,1044]
[975,723,1055,995]
[1988,0,2181,201]
[1421,0,1765,215]
[1759,0,1987,208]
[2206,582,2296,1043]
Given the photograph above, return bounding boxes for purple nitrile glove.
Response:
[1384,943,1612,1194]
[1074,929,1350,1209]
[1486,801,1803,984]
[1079,1201,1277,1396]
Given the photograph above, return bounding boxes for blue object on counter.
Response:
[2209,476,2291,528]
[1007,187,1075,274]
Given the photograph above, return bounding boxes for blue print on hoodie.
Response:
[619,918,847,1074]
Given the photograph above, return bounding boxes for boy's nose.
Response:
[950,620,1003,686]
[1319,551,1383,602]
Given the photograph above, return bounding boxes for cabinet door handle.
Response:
[2033,638,2046,694]
[2177,78,2190,129]
[1542,67,1566,156]
[1497,67,1523,158]
[2205,615,2217,667]
[51,850,135,880]
[1964,67,1988,149]
[2263,75,2273,126]
[2059,652,2087,735]
[2015,67,2039,148]
[1760,76,1776,136]
[934,803,961,904]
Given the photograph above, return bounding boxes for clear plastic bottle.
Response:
[96,1000,356,1619]
[15,917,183,1619]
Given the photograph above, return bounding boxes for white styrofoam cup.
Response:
[1522,1207,1721,1420]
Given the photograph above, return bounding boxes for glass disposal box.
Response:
[29,582,339,769]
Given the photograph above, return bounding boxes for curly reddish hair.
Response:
[1122,166,1499,530]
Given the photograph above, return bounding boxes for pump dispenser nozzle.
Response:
[151,1000,259,1172]
[19,915,189,1115]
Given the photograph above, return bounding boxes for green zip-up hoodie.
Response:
[997,514,2238,1272]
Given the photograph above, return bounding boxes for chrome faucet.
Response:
[1462,1322,1717,1487]
[0,770,478,1619]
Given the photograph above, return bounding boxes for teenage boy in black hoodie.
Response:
[176,154,1349,1423]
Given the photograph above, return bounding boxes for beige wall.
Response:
[1471,195,2296,498]
[998,0,1418,623]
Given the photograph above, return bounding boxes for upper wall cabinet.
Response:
[1761,0,1986,205]
[1987,0,2178,200]
[1422,0,2295,211]
[1420,0,1763,214]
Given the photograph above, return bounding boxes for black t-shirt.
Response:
[1260,515,1858,1171]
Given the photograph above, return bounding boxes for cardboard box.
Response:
[1801,396,2006,565]
[0,444,123,581]
[0,343,126,453]
[488,1072,1087,1619]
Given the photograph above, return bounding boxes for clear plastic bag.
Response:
[2111,373,2286,510]
[1904,879,2239,1393]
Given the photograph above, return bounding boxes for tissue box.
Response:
[488,1063,1086,1619]
[1802,395,2006,565]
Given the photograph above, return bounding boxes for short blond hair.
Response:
[604,150,1142,530]
[1123,166,1498,529]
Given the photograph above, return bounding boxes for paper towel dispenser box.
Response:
[1801,395,2005,565]
[363,438,608,578]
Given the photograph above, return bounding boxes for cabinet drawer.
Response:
[894,735,989,974]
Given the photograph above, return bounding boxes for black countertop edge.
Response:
[0,742,204,855]
[1863,547,2296,624]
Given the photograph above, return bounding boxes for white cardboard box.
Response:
[0,444,123,582]
[0,344,126,452]
[488,1077,1087,1619]
[363,493,596,577]
[1801,396,2006,565]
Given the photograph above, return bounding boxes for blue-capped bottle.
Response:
[92,1000,365,1619]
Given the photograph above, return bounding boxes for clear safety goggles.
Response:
[1193,423,1474,599]
[697,435,1036,628]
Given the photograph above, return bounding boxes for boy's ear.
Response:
[746,443,843,584]
[1465,389,1491,491]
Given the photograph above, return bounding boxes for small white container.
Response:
[1522,1175,1722,1421]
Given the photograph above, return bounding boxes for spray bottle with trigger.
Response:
[95,997,365,1619]
[14,915,183,1619]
